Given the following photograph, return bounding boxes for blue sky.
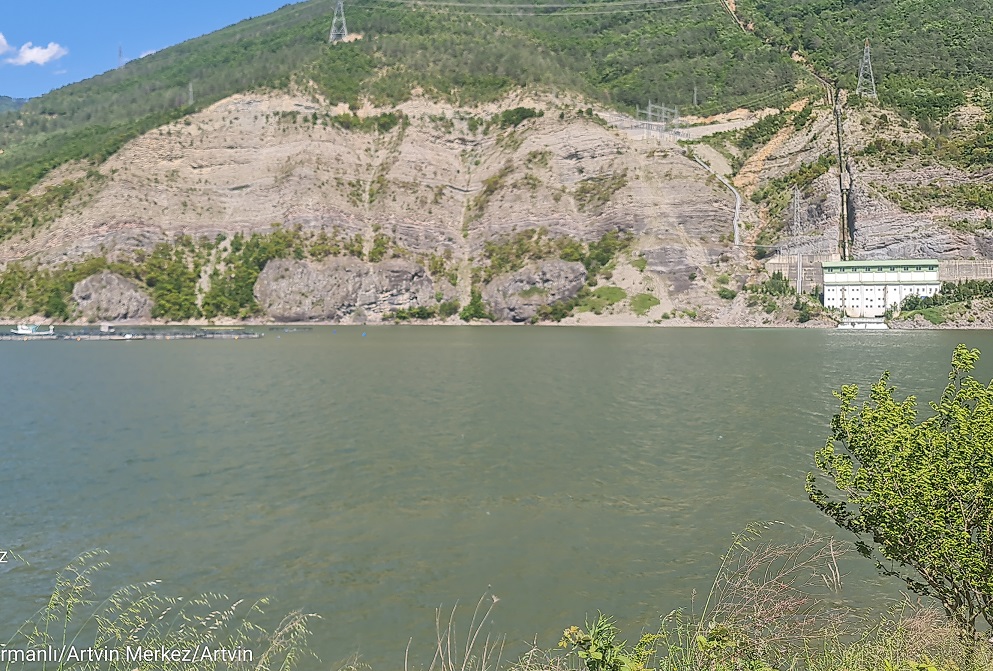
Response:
[0,1,302,99]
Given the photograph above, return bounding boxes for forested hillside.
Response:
[741,0,993,124]
[0,97,26,113]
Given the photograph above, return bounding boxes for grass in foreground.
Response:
[7,532,993,671]
[1,549,318,671]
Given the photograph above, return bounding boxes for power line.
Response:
[360,0,690,8]
[355,0,716,15]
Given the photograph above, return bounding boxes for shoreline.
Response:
[4,318,989,331]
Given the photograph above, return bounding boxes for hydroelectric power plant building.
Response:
[822,260,940,318]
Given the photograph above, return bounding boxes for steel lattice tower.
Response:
[329,0,348,43]
[856,39,878,99]
[791,184,802,232]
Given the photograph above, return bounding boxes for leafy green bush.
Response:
[570,286,627,315]
[593,286,626,303]
[750,154,835,218]
[459,288,493,322]
[438,299,460,318]
[901,280,993,316]
[717,287,738,300]
[329,111,405,133]
[809,345,993,633]
[368,233,392,263]
[387,305,437,321]
[495,107,543,129]
[738,110,794,151]
[560,614,659,671]
[145,242,202,320]
[748,271,792,296]
[882,182,993,213]
[482,227,558,280]
[202,228,306,319]
[630,293,660,316]
[582,231,633,276]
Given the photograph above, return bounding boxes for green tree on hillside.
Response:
[143,243,201,320]
[807,345,993,634]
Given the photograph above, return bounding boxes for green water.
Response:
[1,327,990,668]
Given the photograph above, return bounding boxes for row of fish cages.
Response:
[0,326,265,342]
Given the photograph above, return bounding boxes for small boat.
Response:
[11,324,55,336]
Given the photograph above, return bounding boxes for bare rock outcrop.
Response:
[483,260,587,322]
[254,257,435,322]
[72,271,153,321]
[642,246,708,293]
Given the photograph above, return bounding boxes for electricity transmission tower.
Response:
[855,38,877,99]
[791,184,802,233]
[329,0,348,43]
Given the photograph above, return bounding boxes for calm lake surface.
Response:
[2,327,991,668]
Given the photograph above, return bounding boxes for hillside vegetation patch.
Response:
[630,292,660,316]
[573,170,628,213]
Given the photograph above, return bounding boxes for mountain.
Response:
[0,0,817,202]
[0,0,990,325]
[0,96,26,113]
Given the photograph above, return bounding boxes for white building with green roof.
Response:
[821,260,940,317]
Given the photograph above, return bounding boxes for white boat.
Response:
[11,324,55,336]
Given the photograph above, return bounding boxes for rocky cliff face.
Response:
[6,89,988,326]
[755,101,993,263]
[71,271,153,321]
[254,257,438,322]
[0,90,751,323]
[483,260,587,322]
[0,91,731,267]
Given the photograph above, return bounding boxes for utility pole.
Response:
[855,38,878,99]
[693,84,698,108]
[329,0,348,43]
[188,82,194,107]
[118,46,124,70]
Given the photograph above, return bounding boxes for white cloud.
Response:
[6,41,68,66]
[0,33,12,54]
[140,49,158,58]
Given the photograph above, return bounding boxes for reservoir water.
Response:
[2,327,990,668]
